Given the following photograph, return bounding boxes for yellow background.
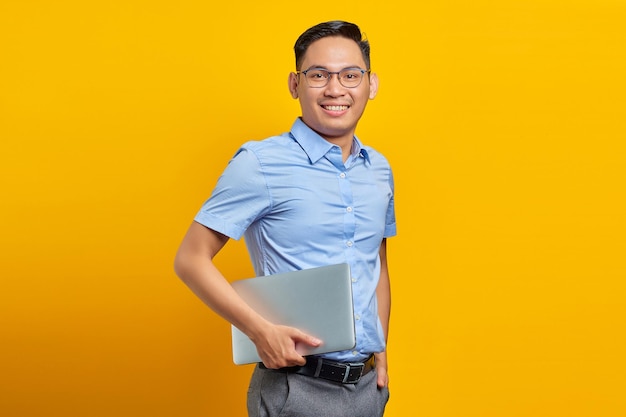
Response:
[1,1,625,416]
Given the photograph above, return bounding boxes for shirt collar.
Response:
[289,118,371,165]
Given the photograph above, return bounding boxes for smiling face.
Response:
[288,36,378,146]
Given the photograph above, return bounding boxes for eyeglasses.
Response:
[296,67,371,88]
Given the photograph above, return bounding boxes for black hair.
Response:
[294,20,370,70]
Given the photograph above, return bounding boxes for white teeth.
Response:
[324,105,348,111]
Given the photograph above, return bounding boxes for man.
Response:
[174,20,396,417]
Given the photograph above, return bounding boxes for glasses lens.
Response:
[305,69,329,87]
[339,69,364,87]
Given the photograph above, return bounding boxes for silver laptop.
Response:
[231,263,356,365]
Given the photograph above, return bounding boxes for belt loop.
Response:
[313,357,323,378]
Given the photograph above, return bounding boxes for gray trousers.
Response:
[247,364,390,417]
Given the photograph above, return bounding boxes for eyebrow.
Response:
[303,65,366,71]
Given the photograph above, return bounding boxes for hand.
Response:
[374,352,389,389]
[252,324,322,369]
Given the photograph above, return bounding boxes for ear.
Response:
[368,72,379,99]
[288,72,299,99]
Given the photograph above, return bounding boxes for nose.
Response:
[325,72,345,95]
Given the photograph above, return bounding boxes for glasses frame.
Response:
[296,67,371,88]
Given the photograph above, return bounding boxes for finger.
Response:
[260,348,305,368]
[376,368,388,388]
[274,347,306,367]
[291,329,322,347]
[290,354,307,367]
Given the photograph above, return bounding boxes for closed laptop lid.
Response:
[231,263,356,365]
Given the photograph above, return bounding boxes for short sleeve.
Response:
[194,147,271,240]
[384,167,397,238]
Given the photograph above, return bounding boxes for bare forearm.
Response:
[174,251,269,338]
[375,270,391,369]
[173,222,320,368]
[374,239,391,388]
[376,239,391,342]
[173,222,269,339]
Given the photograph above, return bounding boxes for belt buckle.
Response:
[342,362,365,384]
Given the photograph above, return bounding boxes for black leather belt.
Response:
[259,355,375,384]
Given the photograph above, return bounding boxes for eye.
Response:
[307,70,328,79]
[341,70,362,80]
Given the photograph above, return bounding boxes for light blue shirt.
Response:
[195,118,396,362]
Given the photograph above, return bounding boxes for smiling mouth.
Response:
[322,105,349,111]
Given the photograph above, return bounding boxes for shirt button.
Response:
[346,241,353,247]
[351,277,357,283]
[346,207,353,213]
[339,172,346,179]
[355,314,361,320]
[352,351,358,356]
